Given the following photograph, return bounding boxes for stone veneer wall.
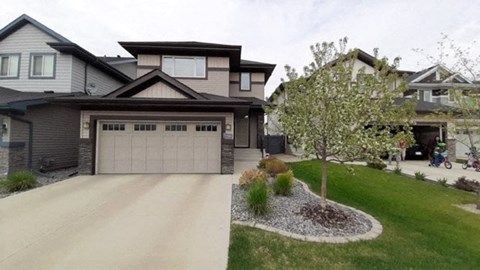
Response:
[78,139,93,175]
[221,139,234,174]
[0,147,9,175]
[446,138,456,161]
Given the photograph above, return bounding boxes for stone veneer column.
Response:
[446,138,456,161]
[78,139,93,175]
[221,139,234,174]
[0,147,9,175]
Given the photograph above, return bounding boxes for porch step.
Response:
[234,148,263,161]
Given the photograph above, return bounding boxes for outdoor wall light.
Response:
[83,121,90,130]
[2,123,7,133]
[225,123,232,131]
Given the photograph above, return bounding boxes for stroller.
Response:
[462,151,480,172]
[429,146,452,169]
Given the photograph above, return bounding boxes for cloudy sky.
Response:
[3,0,480,96]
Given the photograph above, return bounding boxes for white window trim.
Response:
[0,54,20,79]
[29,53,56,79]
[161,55,206,78]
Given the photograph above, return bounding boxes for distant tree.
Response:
[415,34,480,155]
[269,38,416,208]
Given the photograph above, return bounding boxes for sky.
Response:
[2,0,480,97]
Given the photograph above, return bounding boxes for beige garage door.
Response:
[97,121,221,174]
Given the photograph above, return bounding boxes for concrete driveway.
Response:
[0,174,234,270]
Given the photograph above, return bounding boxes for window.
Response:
[30,54,55,78]
[195,125,218,132]
[165,124,187,131]
[134,124,157,131]
[102,123,125,131]
[0,54,20,78]
[240,72,251,91]
[162,56,206,78]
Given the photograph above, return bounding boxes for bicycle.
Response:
[461,152,480,172]
[429,151,452,169]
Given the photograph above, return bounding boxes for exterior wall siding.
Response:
[229,72,265,100]
[133,82,187,98]
[9,105,80,172]
[178,70,229,96]
[84,64,124,96]
[0,24,73,92]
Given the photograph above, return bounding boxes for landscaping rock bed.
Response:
[231,180,373,237]
[0,167,78,199]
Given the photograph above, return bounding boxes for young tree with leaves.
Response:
[269,38,416,208]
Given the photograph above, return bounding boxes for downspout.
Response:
[8,114,33,170]
[84,62,89,95]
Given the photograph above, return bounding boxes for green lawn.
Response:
[228,160,480,270]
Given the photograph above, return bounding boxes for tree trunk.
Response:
[320,153,328,208]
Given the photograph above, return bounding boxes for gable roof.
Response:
[0,14,70,42]
[104,69,207,99]
[408,64,472,84]
[0,14,131,84]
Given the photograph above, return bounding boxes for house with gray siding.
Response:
[0,14,131,175]
[52,41,275,175]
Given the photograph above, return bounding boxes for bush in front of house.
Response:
[0,171,38,192]
[247,180,269,215]
[265,158,289,175]
[366,161,386,170]
[414,171,426,181]
[239,169,268,188]
[437,178,449,187]
[273,170,294,196]
[393,166,402,175]
[453,176,480,192]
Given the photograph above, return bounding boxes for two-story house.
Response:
[0,14,131,175]
[268,49,467,160]
[51,41,275,174]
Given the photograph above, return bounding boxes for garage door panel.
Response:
[97,121,221,174]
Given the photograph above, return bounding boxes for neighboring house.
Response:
[51,41,275,174]
[404,64,479,158]
[268,49,467,160]
[0,14,131,175]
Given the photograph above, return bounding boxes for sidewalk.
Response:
[273,154,479,185]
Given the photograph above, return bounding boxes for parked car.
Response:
[406,143,427,160]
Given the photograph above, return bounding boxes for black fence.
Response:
[262,135,285,155]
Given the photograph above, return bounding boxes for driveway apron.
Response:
[0,174,233,270]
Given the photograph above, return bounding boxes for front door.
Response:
[234,115,249,147]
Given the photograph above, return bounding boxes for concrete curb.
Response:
[232,179,383,243]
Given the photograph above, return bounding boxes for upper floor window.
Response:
[0,54,20,79]
[162,56,206,78]
[30,53,55,78]
[240,72,251,91]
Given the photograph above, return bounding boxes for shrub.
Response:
[265,159,289,175]
[393,166,402,175]
[437,178,449,187]
[258,157,273,169]
[239,169,268,188]
[414,171,426,181]
[366,161,386,170]
[453,176,480,192]
[1,171,38,192]
[247,180,269,215]
[273,170,295,196]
